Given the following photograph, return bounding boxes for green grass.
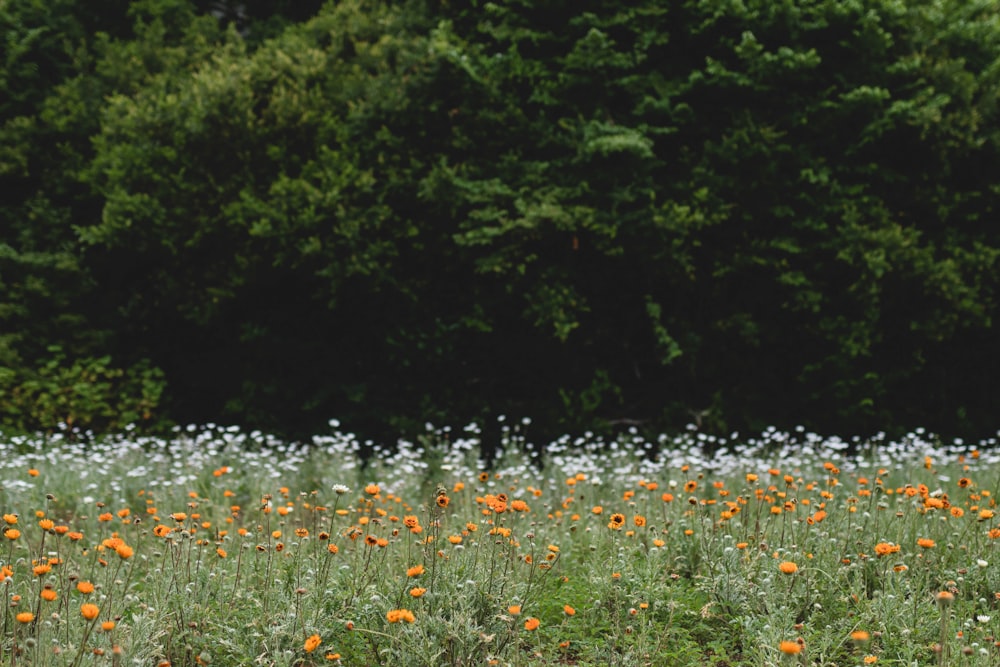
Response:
[0,423,998,666]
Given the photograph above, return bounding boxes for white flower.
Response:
[332,484,351,495]
[977,615,991,623]
[977,559,989,568]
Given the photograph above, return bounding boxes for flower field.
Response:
[1,421,999,666]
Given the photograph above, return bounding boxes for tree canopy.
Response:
[2,0,999,441]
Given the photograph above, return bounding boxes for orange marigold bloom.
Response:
[409,587,427,598]
[4,529,20,540]
[27,469,39,477]
[874,542,900,557]
[80,603,100,620]
[365,483,380,495]
[15,611,34,624]
[115,544,134,559]
[958,477,972,488]
[40,589,57,601]
[524,617,540,631]
[3,514,17,525]
[77,581,95,594]
[850,630,871,642]
[779,640,802,655]
[508,605,521,616]
[779,561,798,575]
[304,634,321,653]
[101,621,116,631]
[633,515,647,528]
[38,519,54,531]
[510,499,529,512]
[608,513,626,530]
[979,509,995,521]
[386,609,415,624]
[68,531,83,541]
[917,538,936,549]
[563,605,575,616]
[436,494,450,508]
[407,564,425,577]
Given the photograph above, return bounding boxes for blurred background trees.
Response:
[2,0,998,441]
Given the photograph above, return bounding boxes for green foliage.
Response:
[2,0,1000,438]
[0,346,166,433]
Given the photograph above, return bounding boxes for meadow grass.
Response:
[0,421,998,666]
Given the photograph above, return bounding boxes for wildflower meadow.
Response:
[1,421,999,666]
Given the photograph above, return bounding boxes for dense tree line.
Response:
[1,0,998,441]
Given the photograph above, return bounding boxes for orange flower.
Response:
[81,603,100,620]
[850,630,870,642]
[4,529,20,540]
[508,605,521,616]
[779,640,802,655]
[779,561,798,575]
[2,514,17,525]
[436,494,450,508]
[874,542,900,557]
[632,515,647,528]
[563,605,575,616]
[608,513,626,530]
[101,621,116,631]
[38,519,54,531]
[386,609,415,623]
[917,538,935,549]
[115,544,134,559]
[15,611,34,623]
[77,581,95,594]
[365,483,380,496]
[407,564,425,577]
[40,589,57,602]
[409,587,427,598]
[524,617,540,631]
[304,634,321,653]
